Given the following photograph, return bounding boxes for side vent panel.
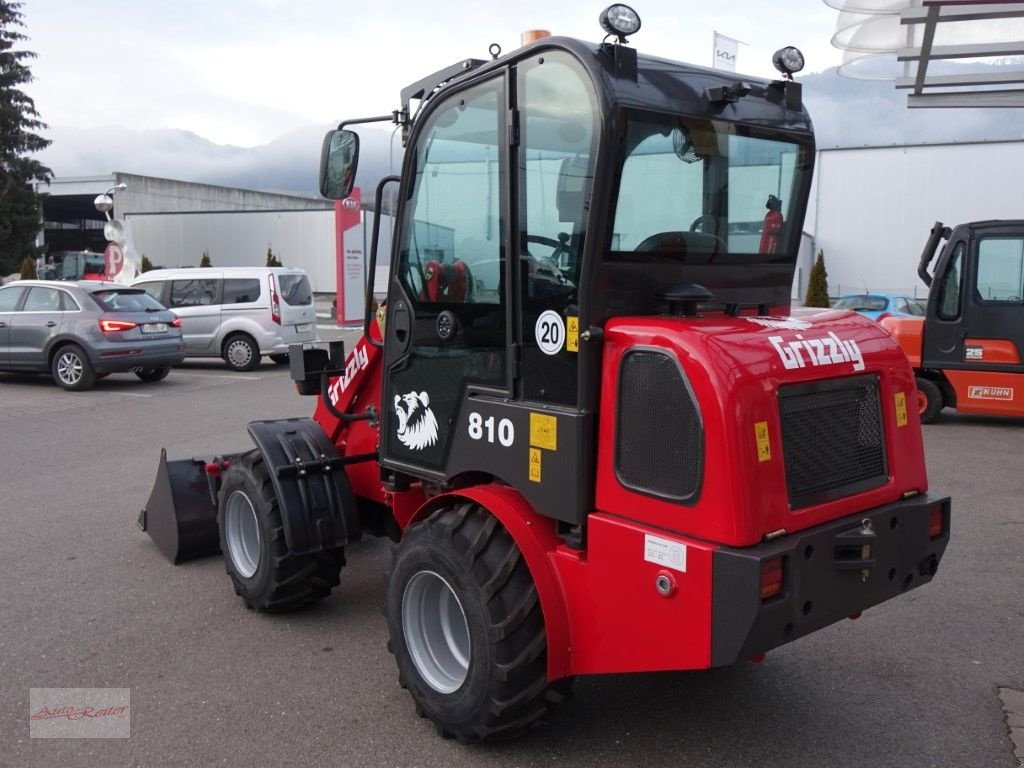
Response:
[615,350,704,503]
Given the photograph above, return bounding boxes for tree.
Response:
[140,254,153,273]
[200,250,211,267]
[18,254,34,278]
[265,246,282,267]
[804,249,830,308]
[0,2,51,276]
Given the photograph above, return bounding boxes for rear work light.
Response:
[99,318,137,333]
[760,557,784,601]
[929,503,945,539]
[269,274,281,325]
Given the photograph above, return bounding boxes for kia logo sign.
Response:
[342,199,359,211]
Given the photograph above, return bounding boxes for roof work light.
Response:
[772,46,805,79]
[600,4,641,42]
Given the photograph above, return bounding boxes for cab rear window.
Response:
[279,274,312,305]
[91,289,167,312]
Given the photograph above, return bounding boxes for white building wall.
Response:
[809,140,1024,299]
[124,209,338,293]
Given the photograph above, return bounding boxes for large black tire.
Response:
[915,377,943,424]
[134,365,171,382]
[51,344,97,391]
[385,502,572,742]
[222,333,260,372]
[217,450,345,612]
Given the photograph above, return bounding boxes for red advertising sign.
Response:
[335,187,364,324]
[104,242,124,278]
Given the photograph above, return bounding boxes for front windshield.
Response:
[610,112,812,264]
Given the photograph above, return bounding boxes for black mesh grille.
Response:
[779,375,888,509]
[616,351,703,501]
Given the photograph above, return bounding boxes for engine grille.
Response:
[616,350,703,502]
[778,375,888,509]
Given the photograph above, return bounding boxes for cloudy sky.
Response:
[22,0,846,148]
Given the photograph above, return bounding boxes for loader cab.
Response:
[322,33,814,526]
[923,220,1024,374]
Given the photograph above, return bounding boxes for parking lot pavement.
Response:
[0,363,1022,768]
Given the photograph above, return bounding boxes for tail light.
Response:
[99,318,137,333]
[929,503,944,538]
[269,274,281,325]
[760,557,784,600]
[170,317,182,328]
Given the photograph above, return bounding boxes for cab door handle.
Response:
[46,321,57,327]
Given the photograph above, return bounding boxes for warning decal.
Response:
[644,534,687,573]
[754,421,771,462]
[895,392,908,427]
[529,413,557,451]
[528,448,542,483]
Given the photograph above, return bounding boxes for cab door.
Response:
[963,232,1024,372]
[380,76,510,474]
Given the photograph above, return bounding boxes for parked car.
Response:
[833,292,926,321]
[131,267,319,371]
[0,280,185,391]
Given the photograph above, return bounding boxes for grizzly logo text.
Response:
[769,332,865,372]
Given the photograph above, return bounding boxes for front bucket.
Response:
[137,449,221,564]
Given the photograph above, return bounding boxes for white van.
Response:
[132,267,319,371]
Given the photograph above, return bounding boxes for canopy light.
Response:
[773,46,805,78]
[600,4,641,42]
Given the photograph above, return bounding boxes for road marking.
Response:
[113,391,153,398]
[171,371,264,380]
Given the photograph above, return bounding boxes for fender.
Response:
[406,484,572,681]
[246,417,362,555]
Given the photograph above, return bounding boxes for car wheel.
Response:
[134,366,171,382]
[269,353,289,365]
[223,334,260,372]
[52,344,97,391]
[385,502,572,742]
[916,377,943,424]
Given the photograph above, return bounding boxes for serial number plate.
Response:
[296,323,311,333]
[141,323,168,334]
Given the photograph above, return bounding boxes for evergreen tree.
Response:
[265,246,282,267]
[200,250,211,267]
[140,254,153,273]
[0,2,51,276]
[18,253,34,278]
[804,250,830,308]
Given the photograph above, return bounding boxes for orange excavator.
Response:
[882,220,1024,422]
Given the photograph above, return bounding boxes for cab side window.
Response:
[977,237,1024,302]
[936,243,964,321]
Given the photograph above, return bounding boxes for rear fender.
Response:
[246,418,361,555]
[406,484,572,681]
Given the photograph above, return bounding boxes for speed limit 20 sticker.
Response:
[535,311,565,355]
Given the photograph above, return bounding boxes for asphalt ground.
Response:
[0,343,1022,768]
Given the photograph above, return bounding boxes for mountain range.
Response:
[33,62,1024,198]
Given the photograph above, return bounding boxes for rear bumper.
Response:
[92,344,186,374]
[710,492,950,666]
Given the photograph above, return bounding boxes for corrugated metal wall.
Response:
[807,140,1024,299]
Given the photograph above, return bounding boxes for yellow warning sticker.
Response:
[529,448,542,483]
[754,421,772,462]
[895,391,908,427]
[530,413,557,451]
[567,316,579,353]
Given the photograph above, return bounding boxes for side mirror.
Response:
[319,129,360,200]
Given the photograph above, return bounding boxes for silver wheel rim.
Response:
[56,351,83,385]
[224,490,261,578]
[402,570,471,694]
[226,339,253,368]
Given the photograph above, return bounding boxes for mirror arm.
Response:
[365,175,402,348]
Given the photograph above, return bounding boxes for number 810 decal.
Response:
[468,412,515,447]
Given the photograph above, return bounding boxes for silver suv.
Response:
[0,280,185,391]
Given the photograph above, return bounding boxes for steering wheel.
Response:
[525,234,568,265]
[690,214,718,235]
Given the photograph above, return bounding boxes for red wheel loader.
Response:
[138,5,950,743]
